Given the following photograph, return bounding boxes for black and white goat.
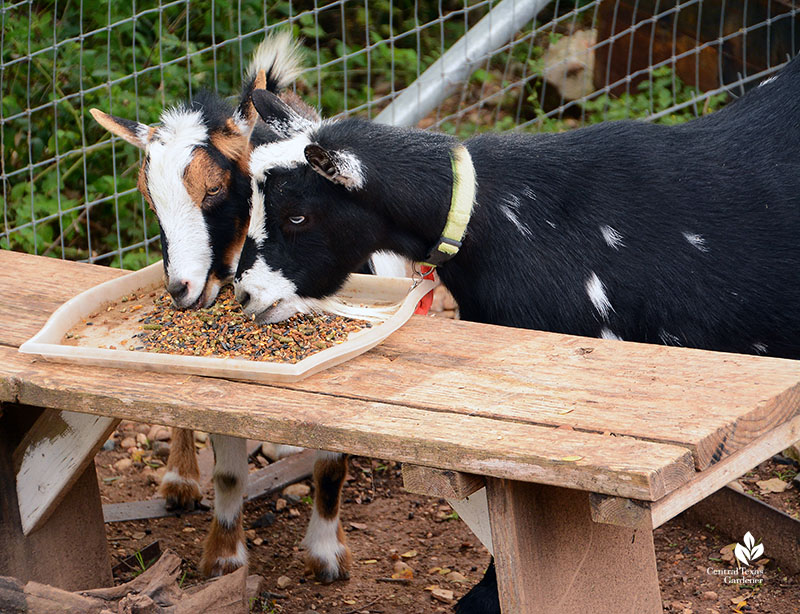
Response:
[234,57,800,611]
[90,33,334,578]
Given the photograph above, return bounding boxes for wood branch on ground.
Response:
[0,549,262,614]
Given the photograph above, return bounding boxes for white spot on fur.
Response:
[330,150,365,190]
[545,220,556,228]
[235,256,308,322]
[247,180,268,245]
[249,133,311,180]
[302,510,346,577]
[682,232,709,252]
[585,272,613,319]
[522,186,536,201]
[752,342,768,354]
[599,327,622,341]
[147,108,211,305]
[160,471,201,490]
[499,194,532,239]
[600,225,625,249]
[247,30,305,89]
[659,329,683,346]
[213,541,248,571]
[759,75,778,87]
[210,434,248,528]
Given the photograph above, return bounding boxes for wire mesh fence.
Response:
[2,0,798,269]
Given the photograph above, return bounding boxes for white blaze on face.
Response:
[147,108,210,304]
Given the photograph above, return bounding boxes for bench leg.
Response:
[486,478,661,614]
[0,404,112,590]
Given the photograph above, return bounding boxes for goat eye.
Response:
[289,215,305,225]
[206,186,221,196]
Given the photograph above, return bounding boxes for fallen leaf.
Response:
[557,408,574,415]
[361,559,378,565]
[756,477,790,493]
[400,550,418,558]
[343,600,356,605]
[349,522,368,531]
[561,455,583,462]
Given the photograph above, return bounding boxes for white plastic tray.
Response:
[19,261,437,383]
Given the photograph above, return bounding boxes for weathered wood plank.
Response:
[486,479,662,614]
[0,347,695,500]
[3,251,799,471]
[12,409,118,535]
[590,412,800,528]
[0,251,128,347]
[1,406,112,590]
[402,465,484,499]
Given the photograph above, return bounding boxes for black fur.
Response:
[240,58,800,611]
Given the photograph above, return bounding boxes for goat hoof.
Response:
[303,553,351,584]
[200,555,245,578]
[160,480,202,511]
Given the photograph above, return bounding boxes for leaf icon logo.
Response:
[733,532,764,566]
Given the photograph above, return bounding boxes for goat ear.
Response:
[90,109,149,149]
[305,144,338,179]
[252,89,316,137]
[305,144,365,190]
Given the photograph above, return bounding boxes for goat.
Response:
[90,33,356,581]
[233,57,800,611]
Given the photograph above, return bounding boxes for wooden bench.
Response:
[1,250,799,612]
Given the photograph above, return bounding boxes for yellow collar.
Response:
[420,145,476,268]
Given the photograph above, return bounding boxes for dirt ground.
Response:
[96,424,800,614]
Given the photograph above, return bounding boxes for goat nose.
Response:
[238,291,251,308]
[167,280,190,302]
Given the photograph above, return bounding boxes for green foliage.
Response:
[580,66,728,125]
[2,2,728,268]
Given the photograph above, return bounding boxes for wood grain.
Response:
[402,464,484,499]
[0,346,694,500]
[3,251,799,472]
[12,409,118,534]
[589,412,800,528]
[486,479,662,614]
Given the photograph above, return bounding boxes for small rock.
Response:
[120,437,136,450]
[275,498,287,512]
[114,458,133,472]
[142,469,160,486]
[155,428,171,441]
[727,480,745,493]
[448,571,468,584]
[245,529,257,540]
[152,441,170,460]
[282,483,311,498]
[136,432,148,446]
[349,522,368,531]
[701,591,718,601]
[253,537,264,546]
[430,588,454,604]
[135,424,150,435]
[102,439,116,452]
[131,531,146,540]
[182,527,195,533]
[756,477,790,493]
[276,575,291,589]
[146,425,161,441]
[195,431,208,443]
[251,512,276,529]
[289,508,301,518]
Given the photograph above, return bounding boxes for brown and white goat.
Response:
[91,33,353,581]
